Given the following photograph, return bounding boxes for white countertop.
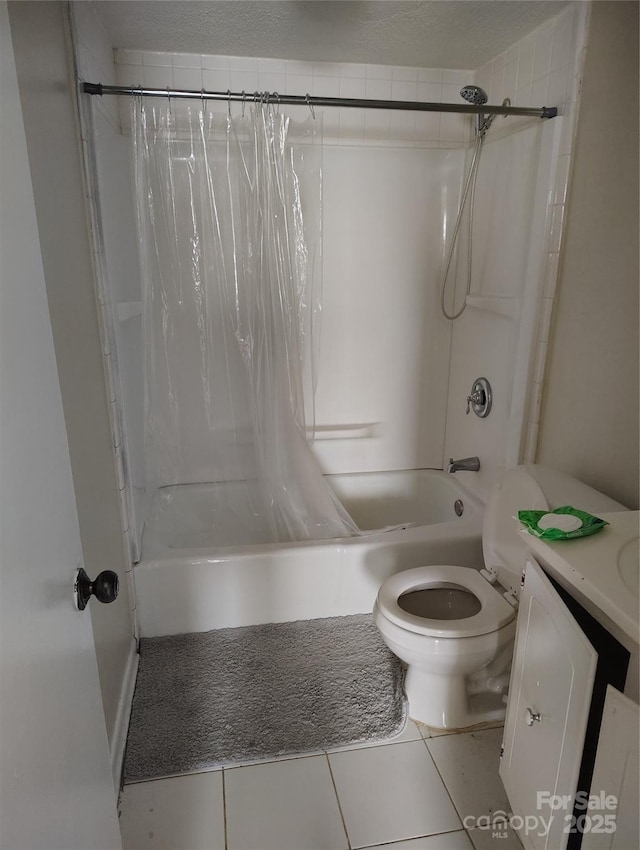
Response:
[524,511,639,647]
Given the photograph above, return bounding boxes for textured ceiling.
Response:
[92,1,569,69]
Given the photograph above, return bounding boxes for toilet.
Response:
[373,464,627,730]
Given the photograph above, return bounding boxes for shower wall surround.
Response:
[111,50,476,491]
[76,19,475,551]
[72,1,587,554]
[443,2,589,500]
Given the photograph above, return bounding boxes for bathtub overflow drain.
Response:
[454,499,464,517]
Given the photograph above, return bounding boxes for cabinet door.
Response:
[500,557,598,850]
[581,685,639,850]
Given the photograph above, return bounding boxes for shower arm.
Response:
[82,82,558,120]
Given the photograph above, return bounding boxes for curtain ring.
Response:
[241,90,246,117]
[166,85,173,117]
[227,89,232,118]
[201,88,207,115]
[306,93,315,119]
[273,92,280,114]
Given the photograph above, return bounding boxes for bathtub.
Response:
[135,469,485,637]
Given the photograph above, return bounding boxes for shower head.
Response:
[460,84,493,138]
[460,85,489,106]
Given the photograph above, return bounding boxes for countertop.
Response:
[524,511,639,647]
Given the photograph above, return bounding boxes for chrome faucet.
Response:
[447,456,480,473]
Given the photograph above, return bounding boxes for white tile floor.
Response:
[119,721,524,850]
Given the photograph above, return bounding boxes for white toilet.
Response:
[373,464,626,730]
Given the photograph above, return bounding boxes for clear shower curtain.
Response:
[133,98,359,542]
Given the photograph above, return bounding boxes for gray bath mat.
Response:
[124,613,406,782]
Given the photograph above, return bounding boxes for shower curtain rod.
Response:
[82,82,557,119]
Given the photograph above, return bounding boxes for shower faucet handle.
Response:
[466,389,486,414]
[466,377,492,418]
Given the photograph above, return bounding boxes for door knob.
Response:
[74,567,119,611]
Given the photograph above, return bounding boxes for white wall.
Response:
[9,0,136,779]
[538,1,639,509]
[90,107,146,549]
[72,1,146,560]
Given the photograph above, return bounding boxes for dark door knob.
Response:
[74,567,119,611]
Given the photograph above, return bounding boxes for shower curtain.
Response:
[132,98,359,542]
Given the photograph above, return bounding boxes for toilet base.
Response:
[404,667,506,730]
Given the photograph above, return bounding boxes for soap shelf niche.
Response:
[465,295,519,320]
[305,423,379,440]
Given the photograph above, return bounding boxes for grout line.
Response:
[356,827,470,849]
[325,752,352,850]
[421,737,466,827]
[221,767,228,850]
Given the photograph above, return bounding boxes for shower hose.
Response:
[440,131,484,320]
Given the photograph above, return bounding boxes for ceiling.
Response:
[92,1,569,70]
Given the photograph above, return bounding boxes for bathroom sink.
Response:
[618,535,639,595]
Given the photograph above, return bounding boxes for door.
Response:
[581,686,640,850]
[0,5,122,849]
[500,557,598,850]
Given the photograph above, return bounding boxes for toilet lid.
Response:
[376,565,516,638]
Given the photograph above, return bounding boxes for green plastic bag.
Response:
[517,505,609,541]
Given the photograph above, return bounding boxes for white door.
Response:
[500,557,598,850]
[581,686,640,850]
[0,5,122,849]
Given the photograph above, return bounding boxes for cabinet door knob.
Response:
[525,707,541,726]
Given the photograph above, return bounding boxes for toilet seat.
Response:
[376,565,516,638]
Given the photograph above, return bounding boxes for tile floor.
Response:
[118,721,524,850]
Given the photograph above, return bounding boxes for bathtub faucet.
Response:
[447,456,480,473]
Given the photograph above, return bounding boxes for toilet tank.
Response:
[481,464,628,596]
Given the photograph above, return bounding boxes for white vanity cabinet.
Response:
[500,513,639,850]
[581,685,639,850]
[500,557,599,850]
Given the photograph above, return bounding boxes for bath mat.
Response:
[123,613,406,782]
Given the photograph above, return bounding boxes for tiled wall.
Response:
[475,3,579,140]
[113,50,475,147]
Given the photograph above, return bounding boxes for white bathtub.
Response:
[135,469,485,637]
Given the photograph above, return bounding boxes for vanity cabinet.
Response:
[500,557,597,850]
[500,556,637,850]
[581,685,639,850]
